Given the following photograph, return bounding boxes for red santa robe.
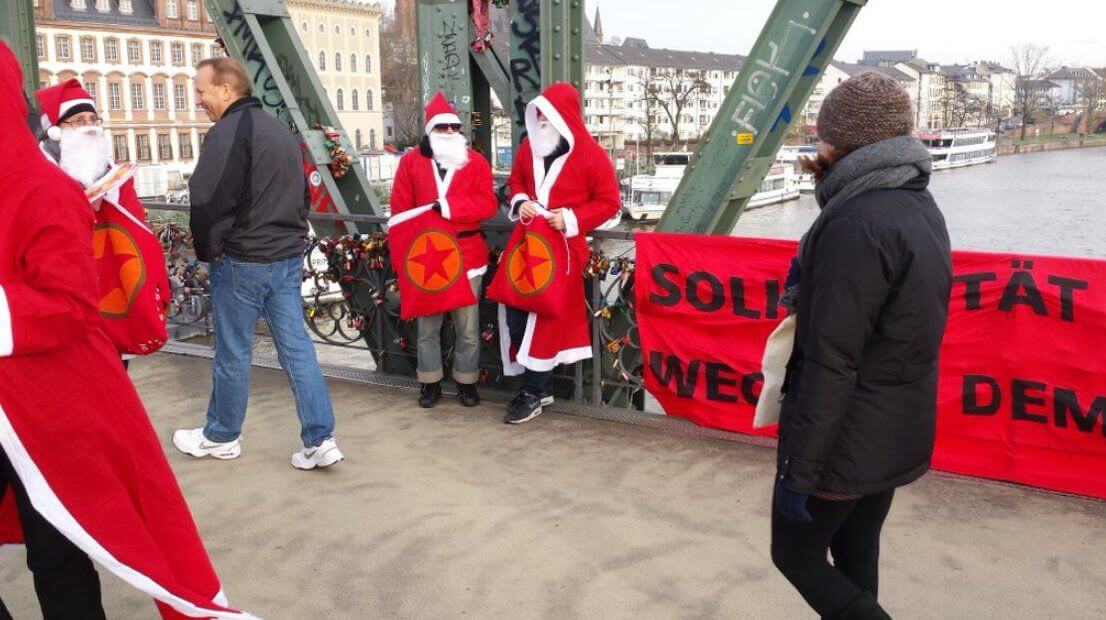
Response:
[0,44,250,619]
[501,82,622,374]
[389,145,498,279]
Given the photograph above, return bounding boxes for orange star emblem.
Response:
[92,222,148,318]
[405,229,464,293]
[506,231,555,296]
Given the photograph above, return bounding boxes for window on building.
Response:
[351,89,358,110]
[136,134,151,161]
[167,0,178,18]
[150,42,163,64]
[112,134,129,162]
[334,25,340,35]
[108,82,122,110]
[366,89,373,111]
[301,22,308,32]
[55,36,72,60]
[197,131,206,150]
[127,40,141,64]
[355,129,362,148]
[36,35,45,60]
[370,129,376,150]
[96,0,110,11]
[153,83,166,110]
[350,27,356,36]
[105,38,118,62]
[80,37,95,61]
[174,83,187,110]
[158,133,172,159]
[319,24,325,33]
[336,89,344,110]
[350,54,356,72]
[187,1,198,20]
[318,52,325,71]
[71,0,87,10]
[365,55,372,74]
[171,42,184,64]
[119,0,133,14]
[335,53,341,72]
[179,132,193,159]
[131,81,146,110]
[84,81,99,108]
[211,45,224,58]
[191,43,203,66]
[364,28,372,38]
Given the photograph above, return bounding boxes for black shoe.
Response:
[457,383,480,407]
[504,392,543,424]
[418,382,442,408]
[539,392,554,407]
[826,592,891,620]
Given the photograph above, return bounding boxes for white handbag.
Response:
[753,314,797,428]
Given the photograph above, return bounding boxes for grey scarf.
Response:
[782,135,931,310]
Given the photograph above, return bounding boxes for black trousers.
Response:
[0,450,105,619]
[505,306,553,396]
[771,488,895,618]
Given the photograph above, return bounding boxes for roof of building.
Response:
[1046,66,1100,80]
[860,50,919,66]
[586,41,745,71]
[832,61,913,82]
[593,7,603,42]
[1022,79,1061,89]
[51,0,159,27]
[621,37,650,49]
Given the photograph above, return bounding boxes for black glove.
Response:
[774,479,813,522]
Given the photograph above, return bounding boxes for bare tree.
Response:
[1075,71,1106,135]
[630,81,662,160]
[644,68,709,142]
[1007,43,1051,140]
[941,82,988,128]
[380,1,422,147]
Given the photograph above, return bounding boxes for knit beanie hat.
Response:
[816,71,914,151]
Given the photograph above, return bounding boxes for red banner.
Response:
[635,232,1106,499]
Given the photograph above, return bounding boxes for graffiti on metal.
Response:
[509,0,541,133]
[730,12,818,135]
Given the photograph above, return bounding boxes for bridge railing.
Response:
[144,202,644,410]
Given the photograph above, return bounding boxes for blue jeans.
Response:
[204,255,335,448]
[505,306,553,397]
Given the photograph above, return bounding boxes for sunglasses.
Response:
[434,124,463,132]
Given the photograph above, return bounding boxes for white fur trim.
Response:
[525,96,575,208]
[40,113,52,133]
[0,406,255,618]
[466,265,488,280]
[425,113,461,135]
[508,193,531,221]
[561,208,580,238]
[497,304,526,376]
[0,286,12,358]
[58,98,96,120]
[518,345,593,372]
[387,203,435,228]
[429,158,457,220]
[596,210,623,231]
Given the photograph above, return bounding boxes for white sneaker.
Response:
[172,427,241,460]
[291,438,343,470]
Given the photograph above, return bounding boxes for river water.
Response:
[732,146,1106,259]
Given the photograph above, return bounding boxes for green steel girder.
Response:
[417,0,475,129]
[507,0,543,145]
[203,0,384,232]
[655,0,867,234]
[0,0,39,101]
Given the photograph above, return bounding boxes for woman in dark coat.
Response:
[771,71,953,619]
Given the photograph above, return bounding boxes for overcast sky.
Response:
[587,0,1106,67]
[378,0,1105,67]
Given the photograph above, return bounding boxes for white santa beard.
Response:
[430,133,470,170]
[59,127,112,188]
[530,121,564,157]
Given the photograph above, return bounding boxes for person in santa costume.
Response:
[500,82,621,424]
[0,42,252,619]
[34,78,171,368]
[391,93,497,408]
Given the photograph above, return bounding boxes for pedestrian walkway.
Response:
[2,353,1104,618]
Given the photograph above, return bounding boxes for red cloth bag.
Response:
[388,204,478,320]
[92,199,170,355]
[487,214,570,319]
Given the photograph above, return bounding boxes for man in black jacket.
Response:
[173,57,343,470]
[771,72,952,619]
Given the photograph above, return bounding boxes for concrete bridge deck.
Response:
[2,353,1105,618]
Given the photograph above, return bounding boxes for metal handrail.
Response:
[141,202,637,241]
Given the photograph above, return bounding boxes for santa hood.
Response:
[34,78,96,141]
[424,91,461,135]
[0,42,39,167]
[525,81,587,153]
